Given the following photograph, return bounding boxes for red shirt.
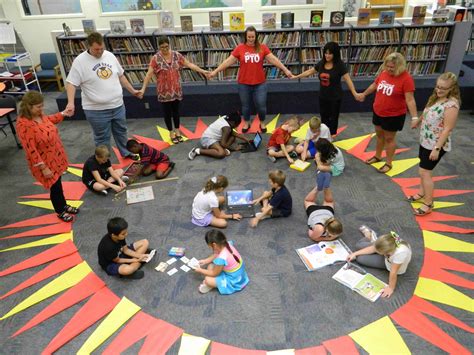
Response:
[232,43,271,85]
[151,50,185,102]
[267,127,290,148]
[373,70,415,117]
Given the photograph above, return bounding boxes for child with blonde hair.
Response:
[191,175,242,228]
[267,116,300,164]
[295,116,331,161]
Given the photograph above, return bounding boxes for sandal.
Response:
[378,163,392,173]
[413,202,433,216]
[260,124,267,133]
[64,204,79,214]
[365,156,382,165]
[407,193,424,202]
[242,125,250,133]
[171,136,179,144]
[58,211,73,222]
[177,135,184,142]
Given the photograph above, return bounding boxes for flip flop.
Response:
[177,135,184,142]
[413,202,433,216]
[171,136,179,144]
[407,193,424,202]
[378,163,392,173]
[365,156,382,165]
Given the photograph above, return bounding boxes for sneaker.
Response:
[199,282,212,294]
[129,154,140,161]
[120,270,144,280]
[224,148,231,156]
[289,151,298,159]
[99,190,108,196]
[359,225,377,242]
[122,175,130,184]
[188,147,198,160]
[267,155,276,163]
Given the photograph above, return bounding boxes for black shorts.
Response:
[306,204,335,217]
[84,173,111,191]
[372,112,406,132]
[419,145,446,170]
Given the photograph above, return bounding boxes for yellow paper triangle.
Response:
[412,201,464,210]
[265,113,280,134]
[349,316,411,354]
[0,232,73,253]
[77,297,141,355]
[423,231,474,253]
[372,158,420,177]
[18,200,83,211]
[267,350,295,355]
[414,277,473,312]
[178,333,211,355]
[156,125,188,144]
[333,133,373,151]
[0,261,90,320]
[291,121,309,140]
[67,167,83,177]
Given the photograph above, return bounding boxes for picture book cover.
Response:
[130,18,146,34]
[229,12,245,31]
[82,19,96,35]
[454,8,466,22]
[160,11,175,31]
[296,239,351,271]
[411,5,427,25]
[180,15,193,32]
[262,13,276,30]
[330,11,345,27]
[379,10,395,25]
[310,10,324,27]
[357,8,371,26]
[110,20,127,35]
[209,11,223,31]
[290,159,311,172]
[281,12,294,28]
[432,8,450,23]
[169,247,185,257]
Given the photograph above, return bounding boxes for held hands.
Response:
[284,69,294,79]
[64,103,75,117]
[381,286,394,298]
[206,70,217,80]
[131,88,142,98]
[354,93,365,102]
[136,89,145,99]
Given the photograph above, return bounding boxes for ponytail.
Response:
[203,175,229,193]
[225,241,240,263]
[205,229,240,264]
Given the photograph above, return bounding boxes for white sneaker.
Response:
[267,155,276,163]
[122,175,130,184]
[188,147,198,160]
[359,225,377,242]
[99,190,108,196]
[198,282,212,294]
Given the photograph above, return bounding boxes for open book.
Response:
[296,239,351,271]
[332,263,387,302]
[290,159,311,172]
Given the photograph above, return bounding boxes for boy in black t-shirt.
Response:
[250,170,292,227]
[82,145,129,196]
[97,217,152,279]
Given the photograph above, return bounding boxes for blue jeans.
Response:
[316,170,331,191]
[84,104,130,157]
[238,82,267,122]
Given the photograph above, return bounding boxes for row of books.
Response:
[60,39,87,56]
[258,32,300,47]
[406,61,444,75]
[351,29,400,45]
[116,54,151,70]
[300,48,349,63]
[302,31,350,46]
[125,70,156,85]
[168,35,202,51]
[349,46,398,62]
[272,49,299,64]
[402,27,451,43]
[181,70,206,82]
[204,34,241,50]
[400,44,448,60]
[108,38,154,53]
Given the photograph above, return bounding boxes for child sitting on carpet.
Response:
[267,116,300,164]
[295,116,331,161]
[192,175,242,228]
[347,228,412,298]
[194,229,249,294]
[126,139,175,179]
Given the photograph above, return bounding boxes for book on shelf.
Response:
[82,19,96,35]
[180,15,193,32]
[229,12,245,31]
[310,10,324,27]
[432,8,450,23]
[110,20,127,35]
[412,6,427,25]
[450,6,467,22]
[209,11,223,31]
[160,11,175,31]
[281,12,294,28]
[130,18,146,34]
[357,8,371,26]
[296,239,351,271]
[290,159,311,172]
[330,11,345,27]
[262,13,277,30]
[332,263,387,302]
[379,10,395,25]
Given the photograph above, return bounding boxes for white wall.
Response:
[1,0,344,65]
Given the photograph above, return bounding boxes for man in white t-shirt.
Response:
[65,32,140,159]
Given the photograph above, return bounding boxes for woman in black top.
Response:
[294,42,363,134]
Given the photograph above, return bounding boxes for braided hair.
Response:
[205,229,240,263]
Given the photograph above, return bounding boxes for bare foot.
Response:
[249,217,259,228]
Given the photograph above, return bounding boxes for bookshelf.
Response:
[56,34,88,75]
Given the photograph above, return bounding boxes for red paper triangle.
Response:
[417,220,474,234]
[133,134,170,151]
[102,311,183,355]
[333,125,348,138]
[403,187,474,199]
[68,163,84,169]
[346,134,410,161]
[393,175,458,188]
[112,147,134,168]
[0,213,60,230]
[391,296,474,354]
[1,252,83,300]
[24,182,87,200]
[210,342,266,355]
[42,287,120,355]
[0,240,77,277]
[0,222,72,240]
[420,249,474,289]
[235,115,261,134]
[322,335,358,354]
[179,118,208,139]
[295,345,327,355]
[12,273,105,337]
[417,211,474,223]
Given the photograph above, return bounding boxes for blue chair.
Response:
[35,53,64,91]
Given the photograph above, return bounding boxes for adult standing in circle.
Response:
[208,26,294,133]
[293,42,363,135]
[65,32,140,160]
[138,36,208,144]
[361,52,418,173]
[409,72,460,216]
[17,91,78,222]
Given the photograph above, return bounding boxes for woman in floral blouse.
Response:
[409,72,460,216]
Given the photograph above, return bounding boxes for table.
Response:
[0,107,22,149]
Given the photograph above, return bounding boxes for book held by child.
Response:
[296,239,351,271]
[290,159,311,172]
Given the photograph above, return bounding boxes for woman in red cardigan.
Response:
[17,91,78,222]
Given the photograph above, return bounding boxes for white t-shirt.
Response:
[202,116,230,141]
[385,244,412,274]
[305,123,332,143]
[192,190,219,220]
[66,50,125,110]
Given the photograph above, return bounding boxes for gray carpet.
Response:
[0,94,473,353]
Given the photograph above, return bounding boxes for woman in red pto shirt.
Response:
[208,26,294,133]
[361,52,418,173]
